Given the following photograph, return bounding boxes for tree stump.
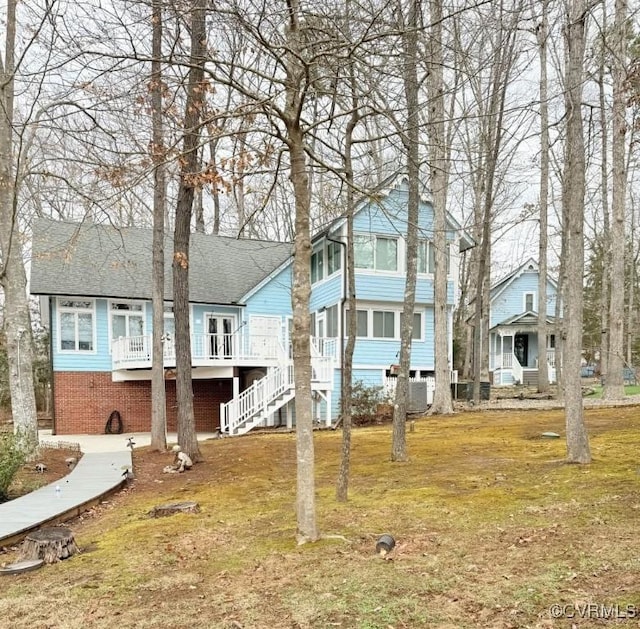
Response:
[20,527,80,564]
[148,501,200,518]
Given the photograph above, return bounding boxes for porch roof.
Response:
[491,311,558,334]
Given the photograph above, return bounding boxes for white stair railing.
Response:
[221,363,294,435]
[512,355,524,384]
[220,338,335,436]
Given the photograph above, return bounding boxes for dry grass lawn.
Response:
[1,407,640,628]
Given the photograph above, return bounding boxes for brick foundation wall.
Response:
[53,372,232,435]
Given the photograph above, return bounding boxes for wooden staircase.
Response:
[220,364,295,436]
[220,337,337,437]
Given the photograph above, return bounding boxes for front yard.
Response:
[1,406,640,628]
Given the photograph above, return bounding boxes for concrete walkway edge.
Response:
[0,431,217,548]
[0,449,131,547]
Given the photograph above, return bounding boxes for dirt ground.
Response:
[8,445,82,501]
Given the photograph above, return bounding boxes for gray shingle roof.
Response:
[30,218,292,304]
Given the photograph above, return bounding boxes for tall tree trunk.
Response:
[597,1,611,381]
[562,0,591,463]
[392,0,420,462]
[627,204,637,365]
[285,0,318,543]
[555,221,567,396]
[173,0,207,462]
[335,150,356,502]
[207,129,222,235]
[0,0,37,449]
[603,0,627,400]
[428,0,453,415]
[150,0,167,452]
[336,28,359,502]
[194,187,205,233]
[289,131,318,542]
[536,0,550,393]
[234,129,247,236]
[472,4,517,403]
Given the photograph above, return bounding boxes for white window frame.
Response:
[311,248,325,284]
[325,304,339,338]
[344,306,424,341]
[108,300,146,351]
[345,308,369,338]
[412,311,423,341]
[58,298,96,353]
[524,292,536,312]
[372,310,396,339]
[327,241,342,276]
[417,240,451,275]
[354,234,399,273]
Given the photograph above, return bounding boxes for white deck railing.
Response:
[112,333,285,368]
[384,376,435,405]
[546,349,556,367]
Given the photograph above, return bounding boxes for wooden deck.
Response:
[0,450,131,547]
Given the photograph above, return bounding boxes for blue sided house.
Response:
[30,176,472,435]
[488,258,561,387]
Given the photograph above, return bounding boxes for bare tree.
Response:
[335,0,361,503]
[603,0,628,399]
[284,0,319,542]
[562,0,591,463]
[0,0,39,448]
[596,1,611,380]
[535,0,550,394]
[469,1,523,403]
[428,0,454,414]
[173,0,207,462]
[391,0,420,462]
[150,0,167,452]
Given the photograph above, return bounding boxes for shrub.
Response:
[351,380,391,426]
[0,428,30,502]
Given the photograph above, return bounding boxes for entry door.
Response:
[207,315,235,358]
[514,333,528,367]
[250,316,282,357]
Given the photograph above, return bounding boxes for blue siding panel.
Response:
[244,266,293,318]
[352,368,385,388]
[491,270,558,327]
[355,275,454,304]
[52,298,111,372]
[310,273,342,311]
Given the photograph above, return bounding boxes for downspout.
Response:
[48,297,56,435]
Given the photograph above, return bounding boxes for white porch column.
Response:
[286,401,293,429]
[233,376,240,399]
[325,390,332,427]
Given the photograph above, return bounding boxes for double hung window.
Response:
[59,299,95,351]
